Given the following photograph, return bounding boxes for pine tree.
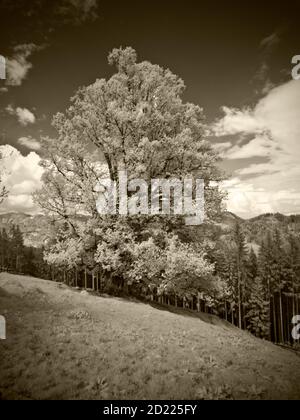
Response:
[258,236,273,341]
[288,235,300,319]
[244,248,258,330]
[232,222,248,329]
[271,229,287,343]
[246,275,270,339]
[0,151,8,204]
[0,228,9,269]
[10,225,25,272]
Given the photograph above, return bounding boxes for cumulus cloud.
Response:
[18,137,41,151]
[6,105,36,126]
[5,44,40,87]
[224,134,279,160]
[214,80,300,217]
[221,178,273,217]
[0,145,43,214]
[214,80,300,157]
[213,106,263,137]
[213,142,232,154]
[222,178,300,219]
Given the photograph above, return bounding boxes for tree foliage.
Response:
[34,47,224,299]
[0,151,8,204]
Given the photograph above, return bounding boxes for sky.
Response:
[0,0,299,218]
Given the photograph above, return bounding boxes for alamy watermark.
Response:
[95,171,205,226]
[0,315,6,340]
[292,55,300,80]
[292,315,300,340]
[0,55,6,80]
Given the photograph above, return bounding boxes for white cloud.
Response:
[5,44,40,87]
[222,178,300,219]
[0,145,43,214]
[213,106,263,137]
[18,137,41,151]
[6,105,36,126]
[261,79,275,95]
[213,142,232,154]
[221,178,273,217]
[214,80,300,217]
[224,134,278,160]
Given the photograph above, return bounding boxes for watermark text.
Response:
[95,171,205,226]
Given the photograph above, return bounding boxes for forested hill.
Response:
[0,213,87,248]
[216,212,300,245]
[0,211,300,249]
[0,213,50,248]
[243,213,300,244]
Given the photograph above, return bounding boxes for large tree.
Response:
[38,47,223,214]
[34,47,224,296]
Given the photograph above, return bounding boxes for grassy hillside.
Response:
[0,273,300,400]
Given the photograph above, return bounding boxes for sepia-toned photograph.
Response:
[0,0,300,403]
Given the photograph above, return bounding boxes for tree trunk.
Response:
[84,268,87,290]
[279,290,284,344]
[292,279,296,319]
[286,293,290,344]
[268,277,272,341]
[238,275,242,329]
[273,295,277,343]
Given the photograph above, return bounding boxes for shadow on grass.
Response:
[73,286,235,330]
[0,286,10,298]
[147,300,234,328]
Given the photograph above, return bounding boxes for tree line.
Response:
[213,223,300,343]
[0,225,50,279]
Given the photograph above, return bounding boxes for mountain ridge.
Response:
[0,211,299,248]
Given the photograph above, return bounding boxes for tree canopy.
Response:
[34,47,225,302]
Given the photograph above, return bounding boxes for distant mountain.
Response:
[1,211,299,249]
[218,211,244,229]
[0,213,51,248]
[219,211,300,229]
[248,213,300,224]
[219,212,300,250]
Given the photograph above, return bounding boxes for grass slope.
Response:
[0,273,300,400]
